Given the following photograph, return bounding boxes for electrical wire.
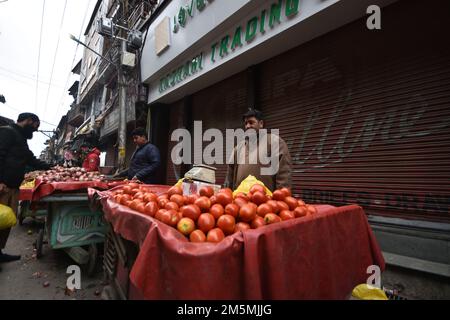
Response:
[42,0,68,116]
[54,0,93,122]
[34,0,46,113]
[0,68,65,88]
[3,102,57,127]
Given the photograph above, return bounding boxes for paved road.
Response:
[0,217,104,300]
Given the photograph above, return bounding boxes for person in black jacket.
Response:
[114,127,161,184]
[0,113,51,264]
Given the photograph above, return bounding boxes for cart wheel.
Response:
[86,244,98,277]
[18,202,25,225]
[36,229,44,259]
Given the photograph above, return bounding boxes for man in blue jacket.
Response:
[114,127,161,184]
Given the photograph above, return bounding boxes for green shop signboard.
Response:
[159,0,300,94]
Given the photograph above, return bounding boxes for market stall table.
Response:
[94,189,385,300]
[18,180,123,275]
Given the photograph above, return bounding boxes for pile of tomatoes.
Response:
[110,182,317,243]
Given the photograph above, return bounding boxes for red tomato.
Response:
[170,194,185,207]
[181,204,201,221]
[277,201,289,212]
[306,205,317,215]
[129,199,140,211]
[217,214,236,235]
[209,195,217,205]
[206,228,225,243]
[168,186,183,197]
[185,194,199,204]
[120,194,132,205]
[170,210,181,226]
[256,203,272,217]
[234,197,248,208]
[158,194,169,200]
[165,201,179,211]
[219,188,233,196]
[294,206,307,218]
[251,216,266,229]
[272,190,285,201]
[194,196,211,212]
[234,192,249,201]
[130,188,140,196]
[264,213,282,224]
[298,200,306,207]
[199,186,214,198]
[136,202,146,214]
[224,203,239,218]
[159,210,172,224]
[177,217,195,236]
[144,201,158,217]
[250,184,265,194]
[128,182,140,189]
[143,193,157,203]
[122,186,133,195]
[279,210,295,221]
[189,229,206,242]
[125,200,133,207]
[114,194,123,204]
[234,222,251,233]
[155,209,167,221]
[197,213,215,233]
[266,200,279,214]
[239,204,257,222]
[210,204,224,220]
[158,197,169,208]
[216,192,233,206]
[280,187,292,198]
[133,192,145,201]
[251,191,268,205]
[284,196,299,210]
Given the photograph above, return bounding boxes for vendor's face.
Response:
[244,116,264,131]
[133,135,147,146]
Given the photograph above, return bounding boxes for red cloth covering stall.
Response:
[95,188,385,300]
[19,180,126,201]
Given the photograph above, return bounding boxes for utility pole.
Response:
[117,1,128,171]
[117,39,127,171]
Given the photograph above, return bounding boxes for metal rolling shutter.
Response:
[166,100,185,185]
[257,0,450,222]
[191,71,248,185]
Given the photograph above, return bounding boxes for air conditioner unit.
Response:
[127,30,143,50]
[121,51,136,68]
[97,17,113,37]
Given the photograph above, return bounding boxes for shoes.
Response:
[0,252,21,263]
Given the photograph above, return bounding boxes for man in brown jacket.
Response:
[224,109,292,191]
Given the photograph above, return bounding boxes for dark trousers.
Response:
[0,188,19,249]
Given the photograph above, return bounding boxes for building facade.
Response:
[139,0,450,290]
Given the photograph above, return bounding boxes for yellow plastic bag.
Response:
[20,179,36,189]
[0,204,17,230]
[351,284,388,300]
[174,178,184,188]
[232,175,273,197]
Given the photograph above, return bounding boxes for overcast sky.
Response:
[0,0,97,156]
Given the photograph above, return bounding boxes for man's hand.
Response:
[0,183,9,194]
[132,176,141,183]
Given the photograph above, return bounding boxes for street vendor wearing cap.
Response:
[224,108,292,191]
[114,127,161,184]
[80,143,101,172]
[0,113,51,264]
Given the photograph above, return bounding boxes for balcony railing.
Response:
[67,104,85,127]
[98,45,119,84]
[128,1,153,29]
